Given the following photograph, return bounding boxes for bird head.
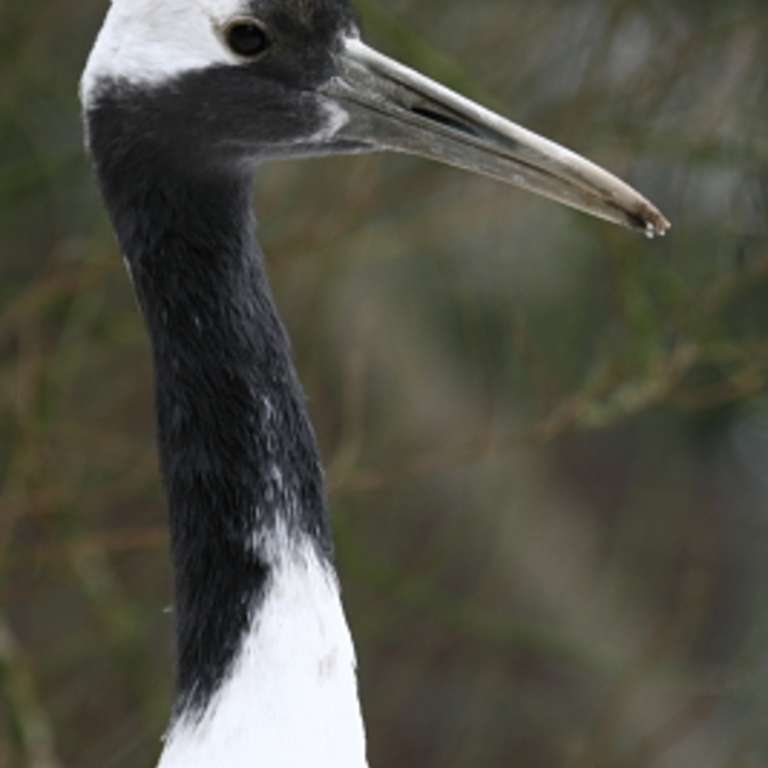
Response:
[81,0,669,235]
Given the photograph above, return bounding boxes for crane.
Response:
[80,1,670,766]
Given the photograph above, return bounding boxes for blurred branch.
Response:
[537,252,768,439]
[535,343,699,440]
[0,617,61,768]
[0,258,113,348]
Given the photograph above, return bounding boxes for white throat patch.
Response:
[156,532,369,768]
[81,0,248,107]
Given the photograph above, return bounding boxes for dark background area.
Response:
[2,1,767,766]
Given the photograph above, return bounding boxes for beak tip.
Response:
[628,202,671,240]
[644,215,672,240]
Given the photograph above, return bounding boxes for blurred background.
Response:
[2,0,767,766]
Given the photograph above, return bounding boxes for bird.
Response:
[80,1,670,766]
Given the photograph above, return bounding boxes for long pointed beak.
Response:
[322,38,670,237]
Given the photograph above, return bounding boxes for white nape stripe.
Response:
[81,0,248,107]
[157,529,369,768]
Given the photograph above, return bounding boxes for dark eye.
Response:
[225,20,271,59]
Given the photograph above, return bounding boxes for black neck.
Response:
[96,157,332,714]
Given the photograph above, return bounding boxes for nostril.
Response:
[410,106,480,138]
